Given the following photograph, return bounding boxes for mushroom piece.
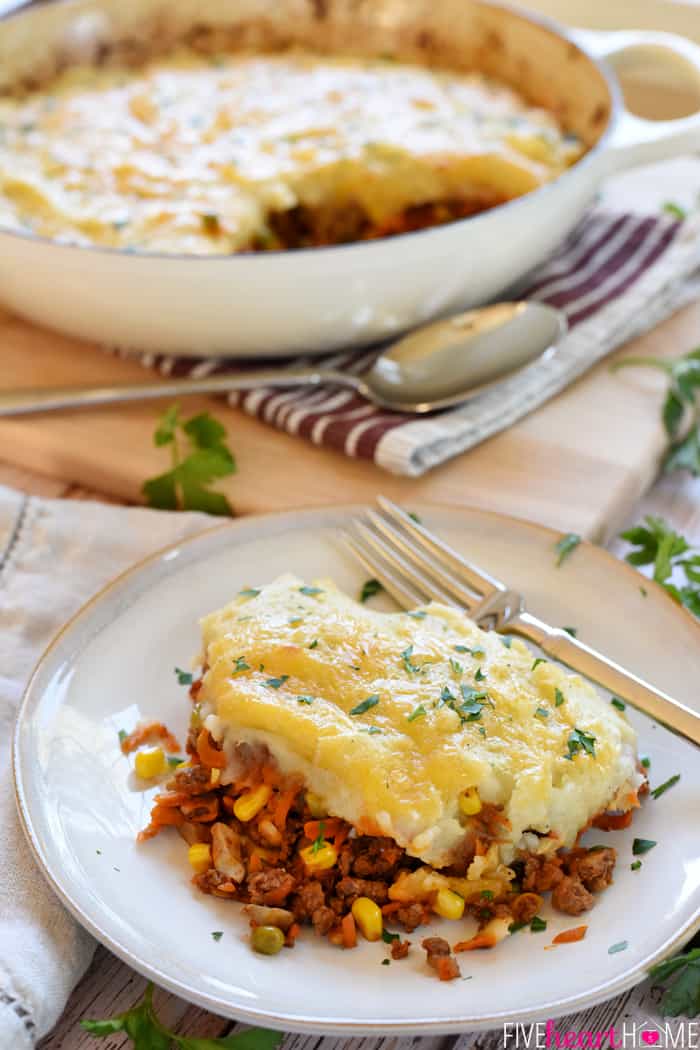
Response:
[211,822,245,883]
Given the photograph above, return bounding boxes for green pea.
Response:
[251,925,285,955]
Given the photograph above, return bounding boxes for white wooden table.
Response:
[3,460,696,1049]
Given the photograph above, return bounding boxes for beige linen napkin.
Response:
[0,485,210,1047]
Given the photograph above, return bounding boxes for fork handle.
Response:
[511,611,700,746]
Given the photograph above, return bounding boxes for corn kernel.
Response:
[433,887,465,920]
[134,747,166,779]
[187,843,212,874]
[305,791,327,818]
[351,897,383,941]
[299,842,338,872]
[233,783,272,822]
[459,787,482,816]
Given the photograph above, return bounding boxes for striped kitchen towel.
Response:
[119,158,700,476]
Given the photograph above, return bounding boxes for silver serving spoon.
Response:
[0,301,565,417]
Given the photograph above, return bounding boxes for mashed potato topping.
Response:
[0,49,582,253]
[199,576,641,869]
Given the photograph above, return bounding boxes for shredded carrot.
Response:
[552,925,588,945]
[120,721,181,755]
[273,783,300,828]
[592,809,633,831]
[248,852,263,874]
[285,923,300,947]
[454,932,497,951]
[196,728,227,769]
[333,827,349,851]
[435,956,459,981]
[262,764,281,787]
[341,912,357,949]
[137,804,185,841]
[303,819,343,841]
[381,902,403,916]
[153,792,190,807]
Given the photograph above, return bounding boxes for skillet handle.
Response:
[573,28,700,171]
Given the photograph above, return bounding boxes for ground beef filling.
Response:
[139,721,621,975]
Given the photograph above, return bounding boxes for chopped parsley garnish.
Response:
[401,645,420,673]
[311,822,326,853]
[450,657,463,676]
[649,947,700,1016]
[440,685,456,704]
[264,675,289,690]
[296,695,314,705]
[454,644,486,658]
[239,588,260,598]
[480,890,494,900]
[167,756,183,768]
[554,688,566,707]
[232,656,250,674]
[118,729,128,745]
[509,921,528,934]
[299,585,323,596]
[211,931,224,941]
[408,512,421,524]
[535,707,549,719]
[566,727,596,759]
[641,755,651,769]
[663,201,687,220]
[651,773,681,799]
[309,639,318,649]
[406,610,427,620]
[174,667,193,686]
[608,940,629,954]
[531,658,546,671]
[350,694,380,716]
[381,958,391,965]
[555,532,582,566]
[360,578,383,603]
[632,837,657,855]
[563,626,578,637]
[501,636,513,649]
[407,704,427,722]
[361,726,382,735]
[382,929,400,943]
[530,916,547,933]
[143,405,236,516]
[475,667,486,682]
[631,860,642,871]
[610,697,626,711]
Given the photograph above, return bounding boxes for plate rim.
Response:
[13,502,700,1035]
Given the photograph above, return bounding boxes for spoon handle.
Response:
[0,367,357,416]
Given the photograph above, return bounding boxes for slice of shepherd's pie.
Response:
[137,575,646,975]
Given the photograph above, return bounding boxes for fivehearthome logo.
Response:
[502,1020,699,1049]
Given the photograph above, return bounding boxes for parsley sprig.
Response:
[620,515,700,616]
[81,982,283,1048]
[650,948,700,1017]
[612,346,700,477]
[143,405,236,515]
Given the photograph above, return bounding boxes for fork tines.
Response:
[344,497,504,615]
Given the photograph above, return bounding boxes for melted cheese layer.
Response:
[0,49,582,253]
[199,576,639,868]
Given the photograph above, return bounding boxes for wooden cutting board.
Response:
[0,297,696,541]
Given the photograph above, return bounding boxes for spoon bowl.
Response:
[0,300,566,417]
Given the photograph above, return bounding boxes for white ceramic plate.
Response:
[13,505,700,1035]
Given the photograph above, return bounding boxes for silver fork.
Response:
[343,496,700,747]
